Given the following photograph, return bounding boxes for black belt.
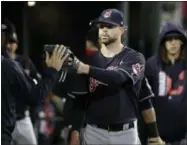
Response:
[93,121,134,131]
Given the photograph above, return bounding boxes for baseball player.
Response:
[3,20,40,145]
[146,23,187,144]
[2,21,69,145]
[62,9,164,144]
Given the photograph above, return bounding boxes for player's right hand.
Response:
[45,45,69,71]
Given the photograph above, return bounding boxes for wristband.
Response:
[147,122,159,137]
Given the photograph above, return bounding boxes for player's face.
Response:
[165,36,182,55]
[7,42,18,53]
[98,23,122,45]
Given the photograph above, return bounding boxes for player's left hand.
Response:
[67,55,81,71]
[64,47,89,74]
[148,137,165,145]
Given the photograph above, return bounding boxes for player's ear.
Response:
[119,27,125,35]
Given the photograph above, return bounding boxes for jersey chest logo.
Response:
[89,77,99,93]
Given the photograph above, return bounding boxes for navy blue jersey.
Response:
[2,56,17,143]
[1,56,58,143]
[15,55,41,82]
[14,55,41,119]
[86,47,145,125]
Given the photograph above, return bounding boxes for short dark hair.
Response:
[2,19,18,45]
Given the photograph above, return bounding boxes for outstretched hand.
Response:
[45,45,70,71]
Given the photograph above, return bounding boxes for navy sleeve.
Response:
[139,77,154,102]
[13,61,58,105]
[52,69,89,98]
[89,52,145,86]
[145,56,157,87]
[52,69,69,97]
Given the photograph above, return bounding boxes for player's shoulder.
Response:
[122,46,145,62]
[125,46,144,56]
[17,54,32,63]
[146,55,158,68]
[2,56,15,68]
[147,55,157,64]
[2,57,19,77]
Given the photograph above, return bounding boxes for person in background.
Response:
[2,18,69,145]
[146,23,187,145]
[4,19,41,124]
[4,19,41,145]
[85,26,100,56]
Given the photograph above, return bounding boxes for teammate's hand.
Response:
[69,130,80,145]
[148,137,165,145]
[45,45,69,71]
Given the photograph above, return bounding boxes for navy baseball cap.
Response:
[93,9,124,27]
[2,24,7,31]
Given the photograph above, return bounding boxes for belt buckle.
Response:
[108,125,110,131]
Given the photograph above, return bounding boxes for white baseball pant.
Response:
[82,120,141,144]
[12,115,37,145]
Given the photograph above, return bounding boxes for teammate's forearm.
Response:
[78,62,129,86]
[22,67,58,105]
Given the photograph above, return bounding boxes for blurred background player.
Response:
[85,25,100,55]
[2,20,68,145]
[3,19,41,145]
[146,23,187,145]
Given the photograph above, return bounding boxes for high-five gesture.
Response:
[45,45,69,71]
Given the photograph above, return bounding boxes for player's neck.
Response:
[101,40,123,58]
[8,52,16,60]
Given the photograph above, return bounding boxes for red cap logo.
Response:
[103,11,112,18]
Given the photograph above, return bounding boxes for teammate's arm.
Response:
[14,46,69,104]
[77,53,145,86]
[139,78,165,145]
